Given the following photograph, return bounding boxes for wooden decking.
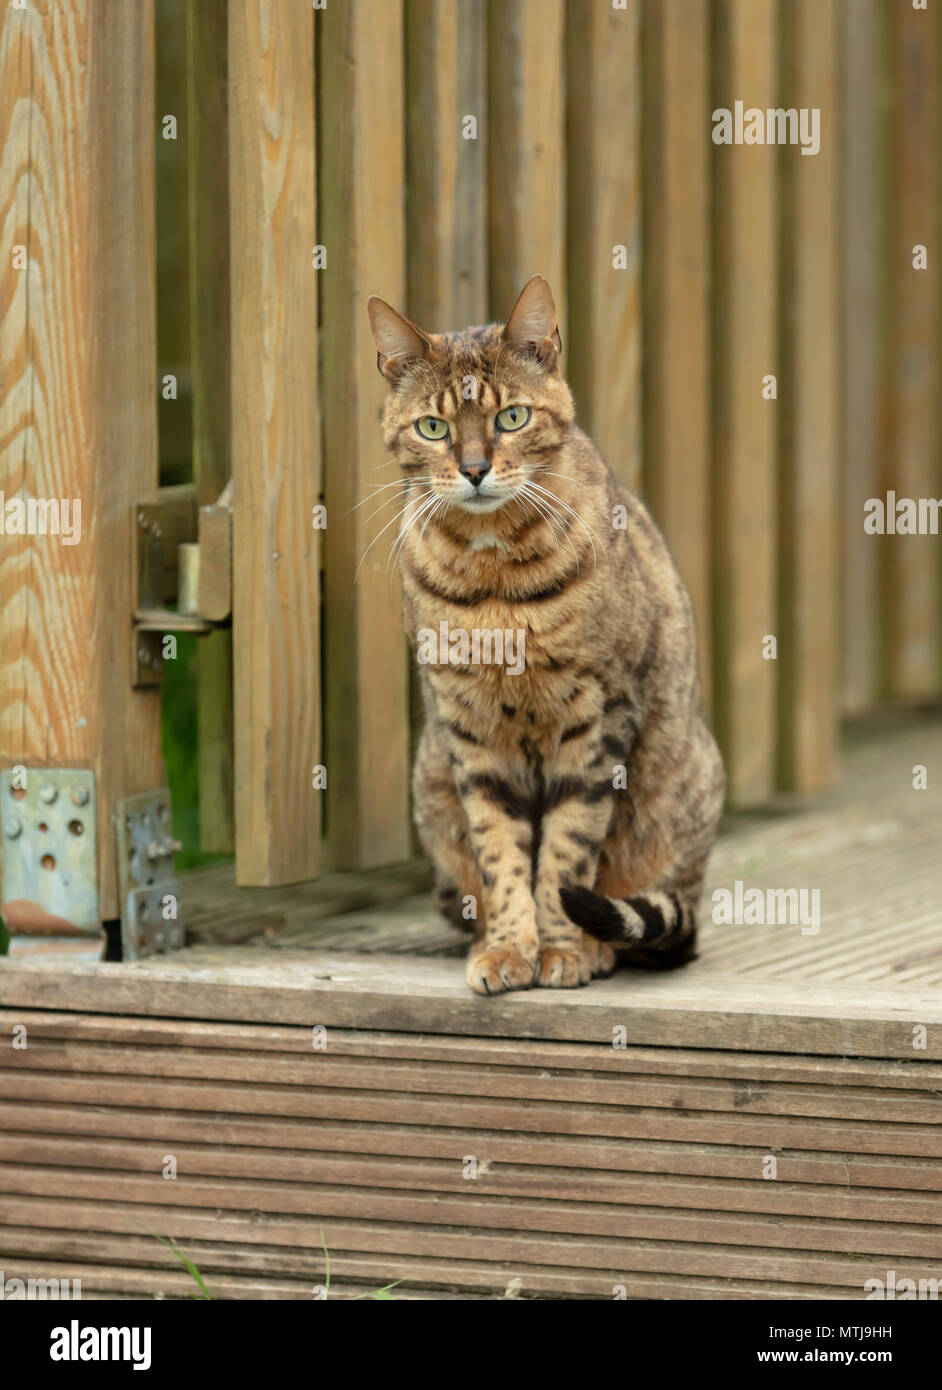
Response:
[0,712,940,1298]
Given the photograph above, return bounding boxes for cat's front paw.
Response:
[536,945,594,988]
[467,947,538,996]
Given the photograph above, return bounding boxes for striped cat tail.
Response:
[559,885,697,964]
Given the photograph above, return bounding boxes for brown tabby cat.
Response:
[367,276,724,996]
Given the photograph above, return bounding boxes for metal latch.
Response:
[115,788,184,960]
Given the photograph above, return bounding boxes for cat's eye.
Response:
[415,416,449,441]
[495,405,531,432]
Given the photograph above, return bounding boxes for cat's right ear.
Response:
[503,275,562,371]
[367,297,431,384]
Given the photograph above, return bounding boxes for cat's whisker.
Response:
[387,490,442,573]
[355,487,435,582]
[517,483,566,551]
[343,477,432,525]
[518,483,582,571]
[526,477,605,567]
[416,495,449,563]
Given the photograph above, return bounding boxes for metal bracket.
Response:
[115,788,184,960]
[1,769,99,935]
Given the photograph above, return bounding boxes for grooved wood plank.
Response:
[487,0,565,317]
[1,947,939,1056]
[641,0,711,705]
[0,1163,938,1259]
[2,1132,937,1225]
[0,1194,933,1289]
[4,1011,940,1090]
[777,0,839,792]
[3,1070,940,1156]
[319,0,410,870]
[5,1039,941,1125]
[710,0,778,806]
[3,1102,938,1188]
[566,0,641,490]
[0,0,162,918]
[0,1238,854,1301]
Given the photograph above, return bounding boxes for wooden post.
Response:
[229,0,321,885]
[186,0,234,855]
[487,0,565,319]
[319,0,411,871]
[777,0,839,792]
[839,0,884,715]
[0,0,163,923]
[883,0,940,702]
[711,0,779,807]
[566,0,642,493]
[641,0,711,709]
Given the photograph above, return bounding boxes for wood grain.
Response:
[229,0,321,883]
[882,0,940,700]
[641,0,711,706]
[487,0,565,318]
[0,0,163,921]
[776,0,839,792]
[567,0,642,492]
[839,0,883,715]
[710,0,778,806]
[319,0,411,870]
[187,0,235,853]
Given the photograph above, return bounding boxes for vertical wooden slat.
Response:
[883,0,940,701]
[320,0,411,871]
[487,0,565,319]
[777,0,839,792]
[404,0,488,851]
[405,0,487,332]
[711,0,778,807]
[566,0,641,491]
[229,0,320,885]
[454,0,488,328]
[839,0,884,715]
[0,0,162,919]
[641,0,711,707]
[186,0,234,855]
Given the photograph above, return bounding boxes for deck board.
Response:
[1,714,940,1299]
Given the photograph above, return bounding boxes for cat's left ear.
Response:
[503,275,562,370]
[367,297,432,384]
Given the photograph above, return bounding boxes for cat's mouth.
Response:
[454,492,509,514]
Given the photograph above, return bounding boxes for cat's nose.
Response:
[459,458,491,487]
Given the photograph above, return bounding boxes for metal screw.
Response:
[152,522,163,539]
[146,840,161,860]
[138,512,149,528]
[39,785,58,804]
[3,816,21,839]
[70,784,89,806]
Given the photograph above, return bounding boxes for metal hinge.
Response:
[1,768,104,961]
[115,788,184,960]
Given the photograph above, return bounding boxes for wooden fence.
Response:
[1,0,939,913]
